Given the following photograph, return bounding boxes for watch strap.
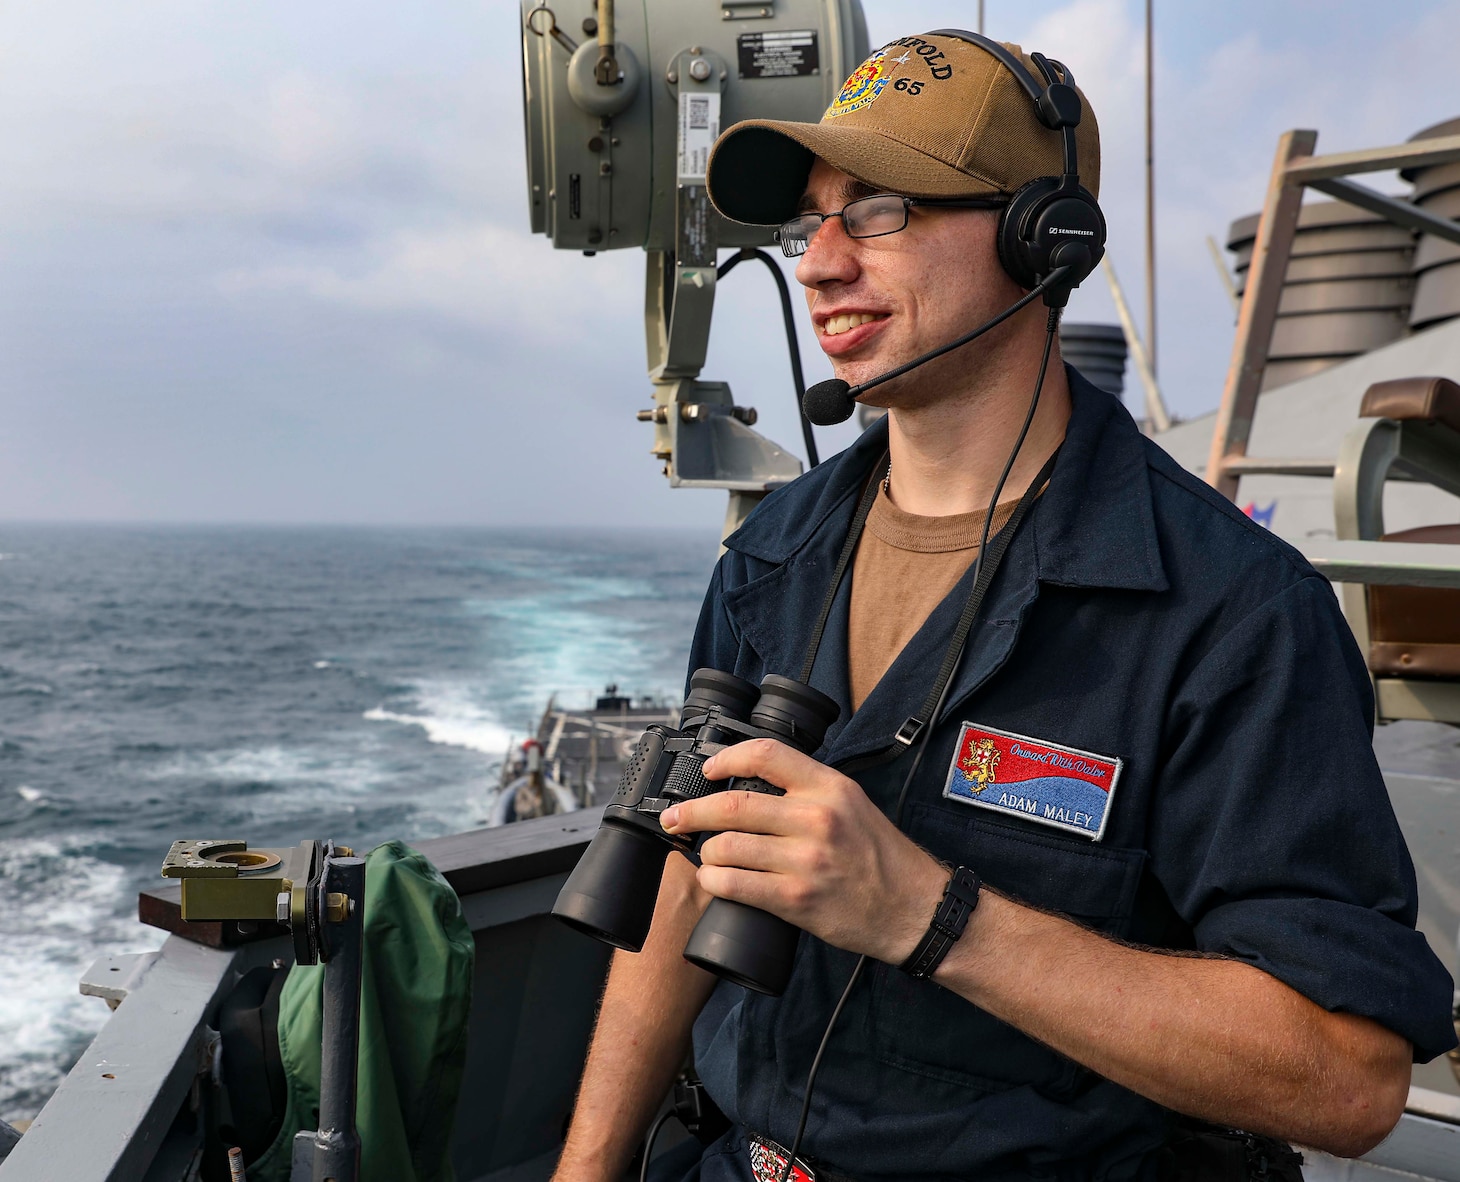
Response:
[899,866,981,979]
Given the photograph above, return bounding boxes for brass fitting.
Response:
[326,892,351,924]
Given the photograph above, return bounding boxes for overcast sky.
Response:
[2,1,1458,528]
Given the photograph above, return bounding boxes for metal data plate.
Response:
[161,838,317,922]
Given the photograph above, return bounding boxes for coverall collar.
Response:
[721,369,1168,760]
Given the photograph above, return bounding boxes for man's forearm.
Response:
[936,890,1413,1156]
[554,855,719,1182]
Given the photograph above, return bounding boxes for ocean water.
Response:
[0,524,719,1122]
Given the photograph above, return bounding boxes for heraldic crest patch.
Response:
[824,47,892,117]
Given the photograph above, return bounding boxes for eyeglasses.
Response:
[774,193,1008,258]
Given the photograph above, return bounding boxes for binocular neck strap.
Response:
[902,444,1060,746]
[797,445,1061,741]
[798,451,890,685]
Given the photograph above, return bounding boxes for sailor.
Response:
[553,32,1457,1182]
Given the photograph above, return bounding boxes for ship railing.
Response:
[1,820,1456,1179]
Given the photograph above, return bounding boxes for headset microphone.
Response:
[801,379,860,427]
[801,266,1071,426]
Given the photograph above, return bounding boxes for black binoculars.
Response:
[551,668,839,996]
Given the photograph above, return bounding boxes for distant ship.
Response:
[491,686,677,824]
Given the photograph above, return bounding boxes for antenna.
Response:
[1144,0,1157,377]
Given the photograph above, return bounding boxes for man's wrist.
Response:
[553,1131,634,1182]
[886,857,954,965]
[900,866,982,978]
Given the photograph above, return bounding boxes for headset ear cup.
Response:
[997,176,1060,292]
[996,179,1106,297]
[1056,184,1106,286]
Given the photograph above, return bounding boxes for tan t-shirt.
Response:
[847,482,1021,712]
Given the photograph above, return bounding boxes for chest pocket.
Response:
[870,801,1146,1100]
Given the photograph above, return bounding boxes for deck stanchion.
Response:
[293,851,366,1182]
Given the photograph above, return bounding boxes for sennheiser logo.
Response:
[1050,227,1095,236]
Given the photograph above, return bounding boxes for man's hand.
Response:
[659,738,947,965]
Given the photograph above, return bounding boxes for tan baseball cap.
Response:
[706,33,1100,226]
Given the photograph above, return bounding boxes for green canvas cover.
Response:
[251,840,475,1182]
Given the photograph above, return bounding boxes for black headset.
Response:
[929,29,1106,307]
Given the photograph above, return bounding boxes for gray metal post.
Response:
[291,853,366,1182]
[317,856,365,1181]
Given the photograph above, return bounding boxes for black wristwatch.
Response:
[899,866,981,979]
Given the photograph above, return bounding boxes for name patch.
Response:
[943,723,1123,840]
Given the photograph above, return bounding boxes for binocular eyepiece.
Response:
[551,668,839,996]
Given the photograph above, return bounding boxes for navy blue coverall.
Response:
[666,369,1456,1182]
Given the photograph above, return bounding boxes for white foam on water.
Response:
[204,746,349,783]
[313,660,331,669]
[364,682,514,757]
[16,786,42,803]
[360,684,518,834]
[0,835,161,1122]
[462,576,664,711]
[151,726,500,838]
[135,743,489,897]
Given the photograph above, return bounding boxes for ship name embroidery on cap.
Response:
[890,35,956,81]
[825,38,961,117]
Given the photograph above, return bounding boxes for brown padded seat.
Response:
[1358,378,1460,679]
[1368,523,1460,679]
[1359,375,1460,434]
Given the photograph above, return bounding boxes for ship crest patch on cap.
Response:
[825,47,893,118]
